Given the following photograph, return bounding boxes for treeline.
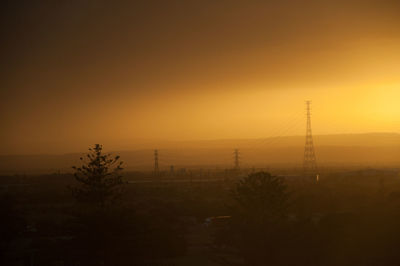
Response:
[2,145,400,265]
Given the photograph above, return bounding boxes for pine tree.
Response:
[71,144,124,207]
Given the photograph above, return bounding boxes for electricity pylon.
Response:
[154,149,159,176]
[234,148,240,170]
[303,101,318,179]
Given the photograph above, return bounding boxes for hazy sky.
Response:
[1,0,400,154]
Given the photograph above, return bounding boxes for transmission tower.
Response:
[303,101,318,178]
[234,149,240,170]
[154,149,159,176]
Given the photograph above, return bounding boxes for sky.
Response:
[1,0,400,154]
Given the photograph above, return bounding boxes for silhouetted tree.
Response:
[232,171,289,224]
[71,144,124,207]
[68,145,185,265]
[218,172,292,266]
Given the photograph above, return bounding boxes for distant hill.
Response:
[1,133,400,174]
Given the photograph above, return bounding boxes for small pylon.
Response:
[234,149,240,170]
[303,101,318,178]
[154,149,159,176]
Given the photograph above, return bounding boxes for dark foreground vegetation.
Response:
[1,146,400,265]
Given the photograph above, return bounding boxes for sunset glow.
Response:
[1,1,400,154]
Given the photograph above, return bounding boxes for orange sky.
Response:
[1,0,400,154]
